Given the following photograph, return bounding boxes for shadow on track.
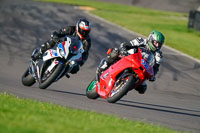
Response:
[117,99,200,117]
[49,88,200,117]
[49,89,86,97]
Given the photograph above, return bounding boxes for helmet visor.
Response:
[81,30,90,37]
[153,40,162,49]
[78,26,90,38]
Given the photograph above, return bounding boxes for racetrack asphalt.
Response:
[0,0,200,133]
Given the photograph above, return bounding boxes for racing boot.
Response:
[31,42,50,61]
[31,47,45,61]
[135,81,147,94]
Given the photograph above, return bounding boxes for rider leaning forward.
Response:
[96,30,165,94]
[32,18,92,74]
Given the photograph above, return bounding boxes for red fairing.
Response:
[96,48,154,99]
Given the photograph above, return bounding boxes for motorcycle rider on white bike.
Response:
[32,18,92,74]
[96,30,165,94]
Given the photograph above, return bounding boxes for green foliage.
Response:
[0,93,181,133]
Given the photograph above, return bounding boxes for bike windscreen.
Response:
[140,48,155,67]
[68,37,83,55]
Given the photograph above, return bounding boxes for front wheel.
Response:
[21,68,36,86]
[86,78,99,99]
[107,75,135,103]
[39,63,64,89]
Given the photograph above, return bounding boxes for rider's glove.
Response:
[40,43,47,53]
[51,31,59,43]
[149,76,156,82]
[51,31,58,38]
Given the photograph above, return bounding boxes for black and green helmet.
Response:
[147,30,165,52]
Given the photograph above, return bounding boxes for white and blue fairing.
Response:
[42,36,84,62]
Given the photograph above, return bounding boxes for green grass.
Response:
[0,93,181,133]
[39,0,200,59]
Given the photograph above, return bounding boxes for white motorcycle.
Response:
[21,36,84,89]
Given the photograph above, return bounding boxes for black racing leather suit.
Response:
[41,26,91,66]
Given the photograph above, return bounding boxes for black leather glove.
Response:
[51,31,59,43]
[40,43,47,53]
[51,31,58,38]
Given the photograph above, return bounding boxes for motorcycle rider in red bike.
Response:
[96,30,165,94]
[32,18,92,74]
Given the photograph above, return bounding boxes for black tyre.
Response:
[107,75,135,103]
[21,68,36,86]
[39,63,64,89]
[86,78,99,99]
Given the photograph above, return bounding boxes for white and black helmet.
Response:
[76,18,91,39]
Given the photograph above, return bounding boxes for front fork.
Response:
[96,58,108,82]
[30,60,39,81]
[55,60,77,80]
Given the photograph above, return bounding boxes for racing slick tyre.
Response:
[107,75,135,103]
[86,78,99,99]
[21,68,36,86]
[39,63,64,89]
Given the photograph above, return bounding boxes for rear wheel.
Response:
[39,63,64,89]
[107,75,135,103]
[86,78,99,99]
[21,68,35,86]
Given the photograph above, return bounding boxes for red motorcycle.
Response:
[86,48,155,103]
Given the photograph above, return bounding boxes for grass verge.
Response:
[39,0,200,60]
[0,92,181,133]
